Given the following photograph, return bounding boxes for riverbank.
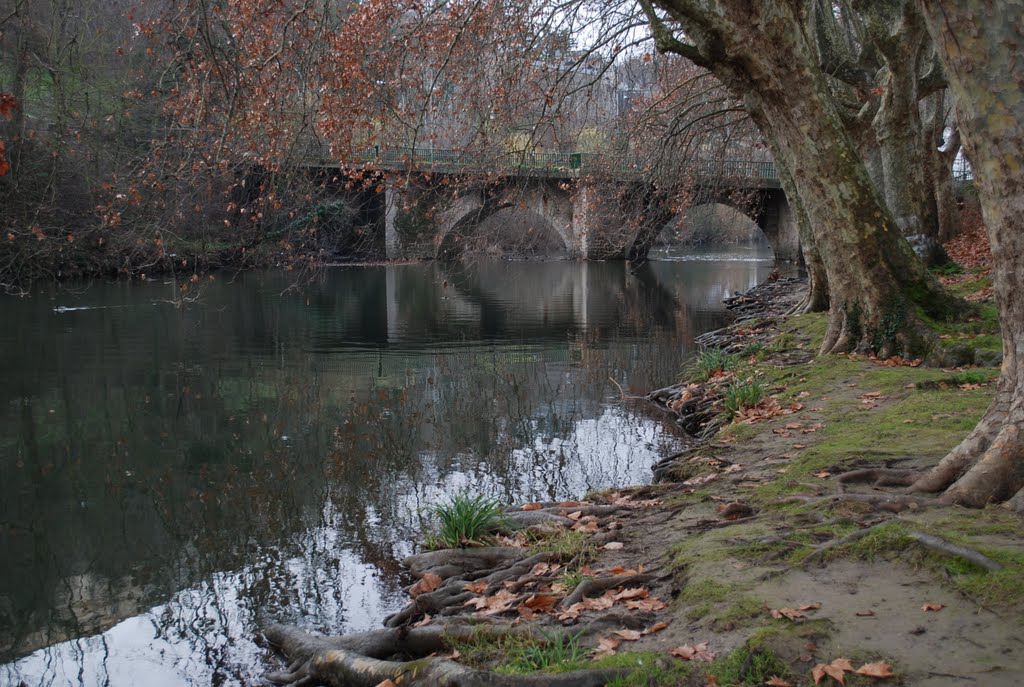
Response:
[262,258,1023,686]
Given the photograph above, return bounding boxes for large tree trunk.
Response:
[913,1,1024,510]
[922,90,962,243]
[866,1,939,241]
[646,1,962,355]
[760,116,828,312]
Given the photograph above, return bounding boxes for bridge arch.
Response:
[629,187,799,262]
[435,183,574,259]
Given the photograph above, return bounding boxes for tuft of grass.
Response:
[688,349,740,382]
[597,652,694,687]
[708,645,792,686]
[498,632,589,674]
[427,492,505,549]
[739,342,768,360]
[529,529,596,563]
[723,379,767,418]
[559,569,590,592]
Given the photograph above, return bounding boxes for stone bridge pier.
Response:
[382,176,800,263]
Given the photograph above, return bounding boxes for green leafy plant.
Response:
[428,493,505,549]
[688,349,740,382]
[723,379,767,418]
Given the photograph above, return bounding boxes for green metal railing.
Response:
[315,144,778,181]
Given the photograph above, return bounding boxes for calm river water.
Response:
[1,249,773,686]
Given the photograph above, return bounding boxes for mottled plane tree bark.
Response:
[639,0,961,354]
[811,0,957,262]
[913,0,1024,510]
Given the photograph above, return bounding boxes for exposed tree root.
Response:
[938,424,1024,508]
[911,401,1005,494]
[263,624,626,687]
[386,552,558,627]
[905,531,1003,572]
[782,492,935,513]
[912,384,1024,509]
[1006,487,1024,514]
[801,521,892,567]
[836,468,918,487]
[558,573,654,609]
[799,520,1005,573]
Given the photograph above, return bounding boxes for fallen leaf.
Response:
[572,518,600,533]
[530,562,560,576]
[854,662,894,678]
[785,422,803,429]
[463,580,488,594]
[613,586,649,602]
[812,658,855,685]
[520,594,558,613]
[558,500,590,508]
[567,510,583,520]
[593,636,621,657]
[603,542,624,550]
[765,678,792,687]
[495,532,529,547]
[822,663,846,684]
[642,622,669,635]
[410,573,442,598]
[770,607,806,621]
[603,565,639,575]
[412,614,433,628]
[465,588,519,615]
[798,602,822,611]
[521,503,544,511]
[855,610,875,617]
[670,642,715,662]
[793,443,808,449]
[625,597,668,611]
[613,629,642,641]
[374,680,398,687]
[814,471,831,479]
[922,602,945,612]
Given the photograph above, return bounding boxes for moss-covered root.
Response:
[263,624,626,687]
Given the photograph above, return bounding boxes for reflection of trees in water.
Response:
[0,258,769,684]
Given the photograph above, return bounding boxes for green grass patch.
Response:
[688,349,741,382]
[776,312,828,350]
[426,492,505,549]
[707,643,791,686]
[599,652,694,687]
[447,629,584,673]
[826,519,1024,607]
[529,529,596,563]
[753,368,992,499]
[723,379,767,418]
[497,631,588,674]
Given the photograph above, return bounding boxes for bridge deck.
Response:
[304,146,781,188]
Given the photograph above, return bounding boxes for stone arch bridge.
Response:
[317,149,799,261]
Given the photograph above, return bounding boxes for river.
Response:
[0,248,774,686]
